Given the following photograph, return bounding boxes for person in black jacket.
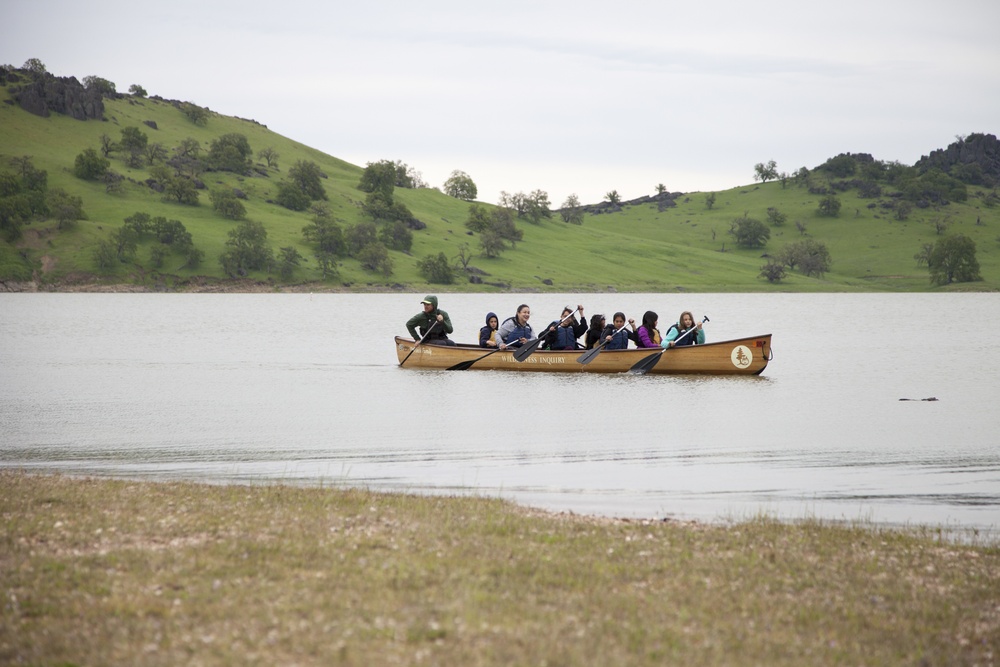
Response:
[542,305,587,350]
[584,313,606,349]
[601,312,638,350]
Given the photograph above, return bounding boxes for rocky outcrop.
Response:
[916,133,1000,183]
[576,191,682,216]
[11,72,104,120]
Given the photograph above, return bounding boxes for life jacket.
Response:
[500,316,533,346]
[554,325,578,350]
[479,325,496,347]
[418,313,447,340]
[667,324,696,346]
[603,325,631,350]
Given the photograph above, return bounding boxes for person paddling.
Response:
[662,310,706,347]
[405,295,455,346]
[496,304,535,349]
[635,310,661,348]
[542,305,586,350]
[601,312,638,350]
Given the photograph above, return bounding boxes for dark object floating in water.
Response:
[899,397,939,401]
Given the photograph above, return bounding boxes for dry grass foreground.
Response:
[2,472,998,666]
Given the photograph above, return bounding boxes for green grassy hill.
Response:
[1,78,998,292]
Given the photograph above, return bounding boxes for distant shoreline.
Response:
[3,280,996,294]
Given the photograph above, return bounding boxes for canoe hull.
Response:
[394,335,772,375]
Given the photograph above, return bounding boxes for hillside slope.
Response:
[1,73,997,292]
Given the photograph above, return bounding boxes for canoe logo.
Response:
[731,345,752,368]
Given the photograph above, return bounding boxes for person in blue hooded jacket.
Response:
[479,312,499,348]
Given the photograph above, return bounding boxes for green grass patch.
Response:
[2,471,998,665]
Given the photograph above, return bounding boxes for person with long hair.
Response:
[601,311,637,350]
[662,310,706,347]
[496,304,536,348]
[635,310,661,348]
[584,313,606,349]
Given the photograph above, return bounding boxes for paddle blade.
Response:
[513,338,543,362]
[446,347,501,371]
[577,344,605,365]
[628,350,664,375]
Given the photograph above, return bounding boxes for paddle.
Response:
[628,316,708,375]
[511,308,579,363]
[445,343,504,371]
[398,320,440,368]
[577,323,631,365]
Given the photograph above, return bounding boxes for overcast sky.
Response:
[4,0,998,206]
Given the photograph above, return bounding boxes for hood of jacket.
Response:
[484,311,498,328]
[421,295,439,310]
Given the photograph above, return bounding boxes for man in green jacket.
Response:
[405,295,456,346]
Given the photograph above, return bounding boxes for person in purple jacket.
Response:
[635,310,661,348]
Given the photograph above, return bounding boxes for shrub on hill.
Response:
[287,161,327,201]
[777,239,831,278]
[560,194,584,225]
[443,170,477,201]
[82,76,116,96]
[74,148,110,181]
[378,220,413,253]
[220,220,273,277]
[729,213,770,249]
[275,181,311,211]
[417,252,454,284]
[928,234,981,286]
[499,190,552,224]
[465,205,521,258]
[817,194,842,217]
[210,189,246,220]
[46,189,85,230]
[358,161,396,199]
[357,241,393,276]
[302,214,347,263]
[119,126,148,168]
[0,158,50,241]
[208,133,253,173]
[180,103,209,126]
[759,261,786,283]
[345,222,378,256]
[277,246,303,280]
[106,212,199,270]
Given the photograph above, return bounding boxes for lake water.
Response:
[2,292,998,535]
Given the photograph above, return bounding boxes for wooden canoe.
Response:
[394,334,772,375]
